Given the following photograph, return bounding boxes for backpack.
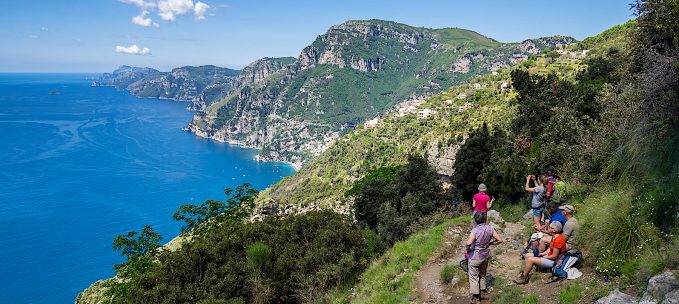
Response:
[552,250,583,278]
[551,181,569,203]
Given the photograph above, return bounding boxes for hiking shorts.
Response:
[532,207,544,217]
[539,257,555,268]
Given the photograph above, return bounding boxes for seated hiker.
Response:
[525,175,547,230]
[466,212,504,303]
[544,202,567,227]
[514,221,567,285]
[538,203,577,252]
[472,183,494,223]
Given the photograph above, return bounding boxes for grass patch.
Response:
[494,284,526,304]
[498,204,528,223]
[559,282,583,304]
[338,215,468,304]
[440,264,456,283]
[492,277,538,304]
[577,190,660,276]
[523,294,539,304]
[583,278,614,302]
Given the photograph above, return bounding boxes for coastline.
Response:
[94,84,301,172]
[184,124,302,172]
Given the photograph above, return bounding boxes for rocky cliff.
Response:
[188,20,575,168]
[97,59,295,112]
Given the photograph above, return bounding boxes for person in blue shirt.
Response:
[538,202,567,252]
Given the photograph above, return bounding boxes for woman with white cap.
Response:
[472,183,494,224]
[514,221,567,284]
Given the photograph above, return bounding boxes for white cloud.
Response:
[194,2,210,20]
[158,0,194,21]
[41,26,48,31]
[115,44,151,55]
[132,10,160,27]
[119,0,211,25]
[28,34,38,39]
[118,0,156,9]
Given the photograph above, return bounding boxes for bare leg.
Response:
[533,215,542,230]
[523,257,541,278]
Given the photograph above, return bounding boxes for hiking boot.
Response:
[469,295,481,304]
[513,274,529,285]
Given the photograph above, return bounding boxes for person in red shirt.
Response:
[472,183,494,224]
[514,221,567,284]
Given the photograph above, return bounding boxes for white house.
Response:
[418,108,436,119]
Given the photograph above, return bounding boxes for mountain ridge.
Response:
[186,19,576,168]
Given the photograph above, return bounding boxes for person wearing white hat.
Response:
[472,183,495,224]
[514,221,567,284]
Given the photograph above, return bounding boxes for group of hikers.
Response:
[464,170,579,303]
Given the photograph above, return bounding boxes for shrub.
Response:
[523,294,539,304]
[559,282,583,304]
[352,156,446,250]
[115,210,367,304]
[439,264,456,283]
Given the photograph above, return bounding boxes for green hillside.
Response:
[189,20,574,167]
[77,1,679,302]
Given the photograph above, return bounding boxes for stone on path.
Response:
[596,289,638,304]
[661,289,679,304]
[642,271,679,303]
[487,210,504,223]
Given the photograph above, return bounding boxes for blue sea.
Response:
[0,73,296,304]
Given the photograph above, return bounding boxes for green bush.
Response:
[439,264,456,283]
[559,282,583,304]
[353,156,447,250]
[523,294,539,304]
[579,191,661,276]
[113,210,367,304]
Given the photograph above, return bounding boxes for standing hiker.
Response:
[472,183,494,223]
[466,212,504,303]
[525,175,547,230]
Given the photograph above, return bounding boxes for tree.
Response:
[173,183,259,234]
[452,123,494,201]
[112,225,162,278]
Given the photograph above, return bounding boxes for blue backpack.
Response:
[552,251,583,278]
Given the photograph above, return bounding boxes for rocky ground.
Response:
[415,214,594,303]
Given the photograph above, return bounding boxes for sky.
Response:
[0,0,634,73]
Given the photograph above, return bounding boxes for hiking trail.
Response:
[413,215,594,303]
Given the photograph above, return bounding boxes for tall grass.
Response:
[578,191,660,276]
[336,216,467,304]
[559,282,583,304]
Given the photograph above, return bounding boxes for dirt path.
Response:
[414,215,593,303]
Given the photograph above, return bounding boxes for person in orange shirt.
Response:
[514,221,567,284]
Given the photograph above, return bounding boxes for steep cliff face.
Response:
[126,65,239,103]
[188,20,575,167]
[97,60,295,112]
[94,65,161,88]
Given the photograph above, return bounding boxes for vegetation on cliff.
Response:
[190,20,574,166]
[81,1,679,303]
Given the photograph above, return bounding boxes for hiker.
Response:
[538,204,577,252]
[466,212,504,303]
[544,202,567,226]
[539,203,578,252]
[545,170,559,199]
[472,183,494,223]
[514,221,567,285]
[525,175,547,230]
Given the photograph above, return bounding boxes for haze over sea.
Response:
[0,73,296,304]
